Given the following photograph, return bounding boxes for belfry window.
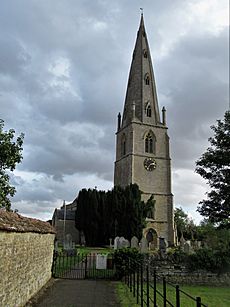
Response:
[145,132,155,153]
[146,105,151,117]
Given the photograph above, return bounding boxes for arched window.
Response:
[121,134,126,156]
[146,105,151,117]
[145,132,155,153]
[145,74,150,85]
[143,50,148,58]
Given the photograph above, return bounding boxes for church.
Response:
[114,14,175,246]
[52,14,175,247]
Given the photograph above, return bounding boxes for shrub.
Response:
[114,248,143,279]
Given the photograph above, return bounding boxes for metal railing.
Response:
[124,256,208,307]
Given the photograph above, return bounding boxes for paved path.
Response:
[33,279,121,307]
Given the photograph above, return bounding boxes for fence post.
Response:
[196,297,201,307]
[85,255,87,279]
[133,264,136,297]
[163,277,167,307]
[154,270,157,307]
[140,262,144,307]
[129,258,132,292]
[137,265,139,304]
[146,262,149,307]
[176,285,180,307]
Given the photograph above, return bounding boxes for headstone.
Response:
[159,237,167,251]
[96,254,107,269]
[131,236,139,249]
[64,233,73,250]
[109,238,113,248]
[184,242,191,254]
[54,240,59,251]
[179,234,186,247]
[80,232,86,246]
[140,237,148,253]
[114,236,119,250]
[118,237,130,248]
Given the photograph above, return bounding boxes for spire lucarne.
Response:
[114,15,175,245]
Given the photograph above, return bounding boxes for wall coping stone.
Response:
[0,209,55,234]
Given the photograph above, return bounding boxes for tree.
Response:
[174,207,196,240]
[75,184,155,246]
[195,111,230,227]
[0,120,24,210]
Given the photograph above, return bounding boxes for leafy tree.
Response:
[196,111,230,227]
[174,207,196,240]
[0,120,24,210]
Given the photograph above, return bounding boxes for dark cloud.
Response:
[0,1,228,221]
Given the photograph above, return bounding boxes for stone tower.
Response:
[114,15,174,245]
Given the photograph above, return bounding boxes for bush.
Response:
[114,248,143,279]
[187,247,230,274]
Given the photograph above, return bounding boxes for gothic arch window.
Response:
[146,105,151,117]
[145,74,150,85]
[143,49,148,58]
[145,131,156,153]
[121,134,126,156]
[145,102,152,117]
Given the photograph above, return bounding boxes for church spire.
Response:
[121,14,161,127]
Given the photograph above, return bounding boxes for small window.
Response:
[145,75,150,85]
[121,134,126,156]
[145,132,155,153]
[146,105,151,117]
[123,140,126,155]
[143,50,147,58]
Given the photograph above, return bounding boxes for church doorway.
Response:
[146,228,158,248]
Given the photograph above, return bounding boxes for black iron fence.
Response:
[52,251,116,280]
[124,256,208,307]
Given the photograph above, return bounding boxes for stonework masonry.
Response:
[0,210,55,307]
[114,15,174,244]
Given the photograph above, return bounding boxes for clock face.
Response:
[144,158,156,171]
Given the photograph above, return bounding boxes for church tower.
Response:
[114,15,174,245]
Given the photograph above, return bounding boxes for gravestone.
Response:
[131,236,139,249]
[109,238,113,248]
[159,237,167,250]
[179,234,186,248]
[80,232,86,246]
[118,237,130,248]
[140,237,148,253]
[114,236,119,250]
[64,233,73,249]
[96,254,107,269]
[184,242,190,254]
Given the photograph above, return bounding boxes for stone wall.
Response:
[0,210,55,307]
[151,260,230,286]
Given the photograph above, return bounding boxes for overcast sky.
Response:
[0,0,229,223]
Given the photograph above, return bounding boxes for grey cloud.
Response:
[0,1,228,221]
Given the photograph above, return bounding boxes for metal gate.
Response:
[52,251,116,280]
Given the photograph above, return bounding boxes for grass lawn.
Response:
[116,282,230,307]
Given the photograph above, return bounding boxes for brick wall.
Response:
[0,210,55,307]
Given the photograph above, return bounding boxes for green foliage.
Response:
[187,246,230,274]
[167,247,188,264]
[169,227,230,274]
[196,111,230,227]
[0,119,24,210]
[75,184,155,246]
[114,248,143,279]
[174,207,196,240]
